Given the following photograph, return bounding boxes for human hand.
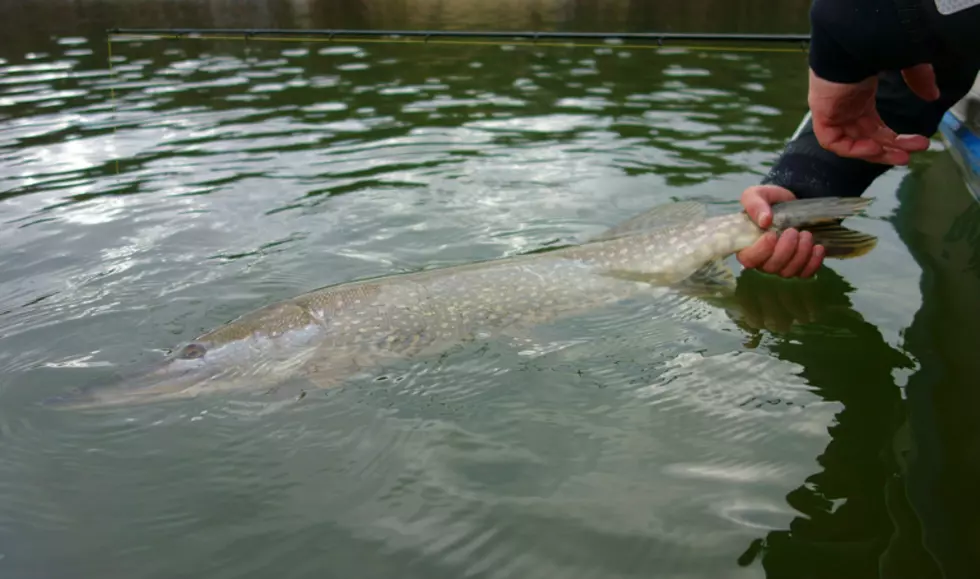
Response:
[735,185,825,278]
[808,65,938,165]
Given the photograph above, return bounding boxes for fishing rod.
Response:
[106,28,811,52]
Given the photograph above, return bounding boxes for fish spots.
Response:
[310,309,331,326]
[195,244,663,381]
[713,236,732,253]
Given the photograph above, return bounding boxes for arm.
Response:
[764,64,978,201]
[737,0,980,277]
[738,63,980,277]
[807,0,935,85]
[804,0,980,166]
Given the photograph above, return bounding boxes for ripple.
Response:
[555,96,612,111]
[0,29,883,579]
[663,65,712,77]
[317,46,365,56]
[301,102,347,113]
[642,350,811,411]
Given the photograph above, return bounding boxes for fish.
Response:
[43,196,877,410]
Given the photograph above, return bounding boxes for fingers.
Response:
[901,63,940,102]
[737,232,779,270]
[778,230,814,277]
[859,115,930,155]
[736,229,825,279]
[800,245,825,278]
[735,185,826,279]
[740,185,797,228]
[815,128,926,165]
[807,67,932,165]
[813,117,929,165]
[761,228,800,274]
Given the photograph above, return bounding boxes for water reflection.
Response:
[0,0,813,47]
[0,1,975,578]
[733,151,980,578]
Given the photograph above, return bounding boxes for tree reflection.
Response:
[0,0,813,59]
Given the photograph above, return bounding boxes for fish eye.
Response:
[178,343,207,360]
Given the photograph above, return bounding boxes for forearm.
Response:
[763,65,980,199]
[762,124,887,199]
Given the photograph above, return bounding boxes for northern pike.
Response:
[45,196,876,409]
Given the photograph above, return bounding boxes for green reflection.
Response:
[2,2,977,578]
[733,152,980,578]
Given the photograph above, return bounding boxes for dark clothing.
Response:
[808,0,980,84]
[762,65,980,199]
[763,0,980,199]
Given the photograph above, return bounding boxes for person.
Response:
[736,0,980,278]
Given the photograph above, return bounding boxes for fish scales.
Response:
[44,196,876,409]
[190,213,767,368]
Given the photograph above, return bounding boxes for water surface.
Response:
[1,2,978,578]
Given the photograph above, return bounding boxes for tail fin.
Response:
[769,197,877,259]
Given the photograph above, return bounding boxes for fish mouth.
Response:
[40,362,212,411]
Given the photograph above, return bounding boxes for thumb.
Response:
[740,185,796,228]
[901,63,940,102]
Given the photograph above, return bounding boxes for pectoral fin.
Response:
[294,346,394,391]
[257,376,320,403]
[804,223,878,259]
[674,258,738,296]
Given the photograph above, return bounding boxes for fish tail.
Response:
[769,196,877,259]
[769,196,871,228]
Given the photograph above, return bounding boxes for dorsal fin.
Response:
[590,201,708,242]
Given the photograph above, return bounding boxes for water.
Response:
[1,2,978,578]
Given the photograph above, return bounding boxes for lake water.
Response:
[2,1,979,578]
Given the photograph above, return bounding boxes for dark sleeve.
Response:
[808,0,932,84]
[763,61,980,199]
[808,0,980,84]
